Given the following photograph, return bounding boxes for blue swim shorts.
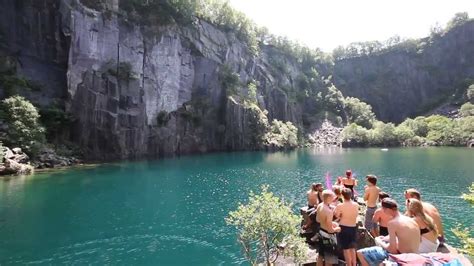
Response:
[358,246,388,266]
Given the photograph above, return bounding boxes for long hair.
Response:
[408,198,438,236]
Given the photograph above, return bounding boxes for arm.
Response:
[363,188,369,201]
[383,223,399,253]
[334,205,342,220]
[372,210,380,224]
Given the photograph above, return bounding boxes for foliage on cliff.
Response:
[226,185,307,265]
[0,96,45,154]
[264,120,299,149]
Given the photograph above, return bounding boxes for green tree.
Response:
[341,123,370,146]
[264,120,299,149]
[370,121,397,146]
[1,96,45,154]
[226,185,307,265]
[446,12,470,30]
[452,183,474,256]
[400,117,429,137]
[460,102,474,117]
[344,97,376,128]
[425,115,461,145]
[394,124,415,145]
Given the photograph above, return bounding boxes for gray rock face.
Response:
[333,21,474,122]
[2,1,472,160]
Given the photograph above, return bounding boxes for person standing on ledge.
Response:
[316,190,340,266]
[307,183,323,208]
[341,170,357,196]
[334,188,359,266]
[363,175,381,236]
[404,188,445,246]
[357,198,420,266]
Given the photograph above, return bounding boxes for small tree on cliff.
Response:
[1,96,45,154]
[452,183,474,256]
[226,185,307,265]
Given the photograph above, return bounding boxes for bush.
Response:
[460,102,474,117]
[39,105,74,141]
[1,96,45,154]
[219,65,240,96]
[264,120,299,149]
[370,121,397,146]
[394,125,415,144]
[452,183,474,256]
[400,117,429,137]
[467,85,474,103]
[344,97,376,128]
[226,185,307,265]
[341,123,370,146]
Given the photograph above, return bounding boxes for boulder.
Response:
[4,147,14,160]
[0,159,33,175]
[12,147,22,154]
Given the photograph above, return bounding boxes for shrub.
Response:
[344,97,376,128]
[1,96,45,154]
[39,105,74,141]
[400,117,429,137]
[264,120,299,149]
[341,123,370,146]
[467,85,474,103]
[452,183,474,256]
[226,185,307,265]
[460,102,474,117]
[219,65,240,96]
[425,115,462,145]
[394,125,415,145]
[156,110,171,127]
[370,121,397,146]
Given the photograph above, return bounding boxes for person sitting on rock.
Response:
[407,198,440,253]
[316,190,340,266]
[404,188,445,246]
[334,188,359,266]
[357,198,420,266]
[363,175,381,236]
[372,191,393,237]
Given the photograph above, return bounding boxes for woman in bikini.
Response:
[407,198,440,253]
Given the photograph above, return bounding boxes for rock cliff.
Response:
[333,21,474,122]
[0,0,319,160]
[1,0,473,160]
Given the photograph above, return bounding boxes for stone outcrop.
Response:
[0,147,33,175]
[306,120,343,147]
[0,0,312,160]
[32,147,81,169]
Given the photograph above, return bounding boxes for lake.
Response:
[0,148,473,265]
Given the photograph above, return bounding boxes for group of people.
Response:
[304,170,445,266]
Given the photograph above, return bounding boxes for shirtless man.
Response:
[372,192,393,236]
[363,175,381,236]
[334,188,359,266]
[307,183,322,208]
[316,190,341,266]
[405,188,445,245]
[357,198,420,266]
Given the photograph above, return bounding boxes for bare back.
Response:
[388,215,420,253]
[307,190,318,207]
[335,201,359,227]
[364,186,380,208]
[422,202,444,237]
[317,204,336,233]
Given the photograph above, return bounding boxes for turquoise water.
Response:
[0,148,473,265]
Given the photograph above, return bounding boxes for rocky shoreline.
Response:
[306,120,343,147]
[0,146,81,176]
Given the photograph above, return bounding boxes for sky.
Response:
[228,0,474,52]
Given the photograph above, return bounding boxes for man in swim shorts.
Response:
[335,188,359,266]
[316,190,340,266]
[363,175,380,236]
[372,192,392,237]
[357,198,420,266]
